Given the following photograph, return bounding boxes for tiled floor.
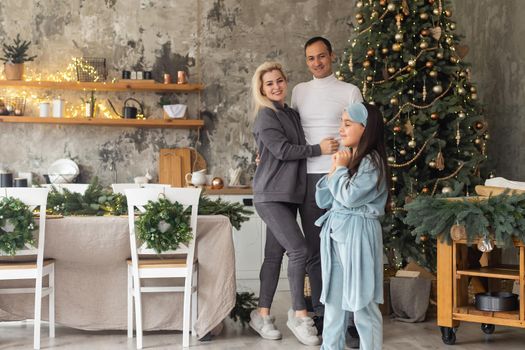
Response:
[2,292,525,349]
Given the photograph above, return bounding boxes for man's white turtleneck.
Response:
[291,73,363,174]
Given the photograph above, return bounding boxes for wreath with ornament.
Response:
[136,197,193,254]
[0,196,37,256]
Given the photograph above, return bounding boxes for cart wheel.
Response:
[440,326,457,345]
[481,323,495,334]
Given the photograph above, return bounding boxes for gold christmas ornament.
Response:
[395,33,404,42]
[357,18,364,25]
[425,61,434,68]
[390,97,399,105]
[379,0,387,5]
[392,43,402,52]
[408,59,416,67]
[484,133,490,140]
[355,13,363,20]
[432,84,443,94]
[432,8,440,16]
[391,175,398,182]
[387,156,396,163]
[366,48,375,57]
[388,67,396,74]
[471,93,478,100]
[421,29,430,36]
[366,75,373,82]
[450,224,467,241]
[422,187,430,194]
[459,71,467,78]
[399,149,407,155]
[408,139,417,148]
[420,41,429,49]
[441,186,453,194]
[475,121,484,130]
[436,51,444,59]
[356,1,363,8]
[420,12,429,20]
[446,37,453,45]
[449,23,456,30]
[474,138,482,145]
[457,87,466,95]
[387,3,396,11]
[371,11,379,19]
[431,112,439,120]
[458,111,466,119]
[211,177,224,189]
[470,86,477,93]
[445,9,452,17]
[450,56,458,64]
[381,47,389,54]
[429,70,438,78]
[363,60,371,68]
[429,161,436,168]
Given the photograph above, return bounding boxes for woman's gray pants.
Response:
[255,201,308,311]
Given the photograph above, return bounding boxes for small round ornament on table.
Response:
[211,177,224,189]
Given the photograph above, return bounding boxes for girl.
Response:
[249,61,338,346]
[315,102,389,350]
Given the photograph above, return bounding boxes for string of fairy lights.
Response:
[2,57,122,119]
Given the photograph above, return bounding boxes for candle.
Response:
[13,178,28,187]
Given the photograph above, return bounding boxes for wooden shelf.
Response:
[456,265,521,280]
[0,80,204,92]
[204,187,253,195]
[0,116,204,128]
[454,306,521,327]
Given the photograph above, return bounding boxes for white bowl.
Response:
[49,173,77,184]
[163,104,187,119]
[48,159,80,184]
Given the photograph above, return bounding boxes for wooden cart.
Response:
[437,230,525,345]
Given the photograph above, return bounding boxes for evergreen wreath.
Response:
[0,196,37,255]
[136,197,193,253]
[404,190,525,246]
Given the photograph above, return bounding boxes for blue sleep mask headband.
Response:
[344,102,368,127]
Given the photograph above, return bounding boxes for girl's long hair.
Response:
[251,61,287,118]
[348,103,391,209]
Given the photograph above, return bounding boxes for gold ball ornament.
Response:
[459,71,467,78]
[429,161,436,168]
[393,125,402,133]
[450,56,458,64]
[433,8,440,16]
[387,3,396,11]
[381,47,389,54]
[366,75,374,82]
[392,43,402,52]
[371,11,379,19]
[387,156,396,163]
[475,121,484,130]
[420,12,429,20]
[420,41,429,49]
[458,111,466,119]
[357,18,364,25]
[355,13,363,20]
[484,133,490,140]
[408,89,414,95]
[356,1,363,7]
[422,187,430,194]
[408,139,417,148]
[471,93,478,100]
[425,61,434,68]
[446,37,453,45]
[474,138,482,145]
[442,186,453,194]
[399,149,407,155]
[429,70,438,78]
[395,33,404,42]
[450,23,456,30]
[445,9,452,17]
[379,0,387,5]
[408,59,416,67]
[388,67,396,74]
[390,97,399,105]
[367,49,375,57]
[363,60,371,68]
[436,51,444,59]
[421,29,430,37]
[457,87,466,95]
[470,86,477,93]
[211,177,224,189]
[431,112,439,120]
[391,175,398,182]
[432,84,443,94]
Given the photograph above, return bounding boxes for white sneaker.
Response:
[249,310,282,340]
[286,309,321,346]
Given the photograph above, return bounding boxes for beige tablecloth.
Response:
[0,215,236,338]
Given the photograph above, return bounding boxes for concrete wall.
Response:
[0,0,355,185]
[0,0,522,185]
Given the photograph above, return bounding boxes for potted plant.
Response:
[1,34,37,80]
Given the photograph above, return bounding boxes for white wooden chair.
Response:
[125,187,201,349]
[43,183,89,195]
[0,188,54,349]
[141,183,171,190]
[111,183,140,195]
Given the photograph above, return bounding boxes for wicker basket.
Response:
[0,96,25,116]
[75,57,107,82]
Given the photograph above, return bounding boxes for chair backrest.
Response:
[43,183,89,195]
[125,187,201,267]
[141,183,172,190]
[111,183,140,195]
[0,188,48,262]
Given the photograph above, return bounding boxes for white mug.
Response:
[52,99,65,118]
[39,102,50,117]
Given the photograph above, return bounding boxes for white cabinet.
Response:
[207,194,289,293]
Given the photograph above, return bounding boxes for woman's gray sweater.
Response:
[253,103,321,203]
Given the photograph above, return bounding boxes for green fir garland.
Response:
[0,197,37,255]
[404,191,525,247]
[198,195,252,230]
[136,197,193,253]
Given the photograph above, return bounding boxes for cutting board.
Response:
[159,148,207,187]
[159,148,192,187]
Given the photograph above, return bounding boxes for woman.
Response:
[249,61,338,346]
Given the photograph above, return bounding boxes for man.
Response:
[291,36,363,348]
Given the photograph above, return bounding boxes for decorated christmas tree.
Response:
[338,0,489,269]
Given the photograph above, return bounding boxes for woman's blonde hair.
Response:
[251,61,287,116]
